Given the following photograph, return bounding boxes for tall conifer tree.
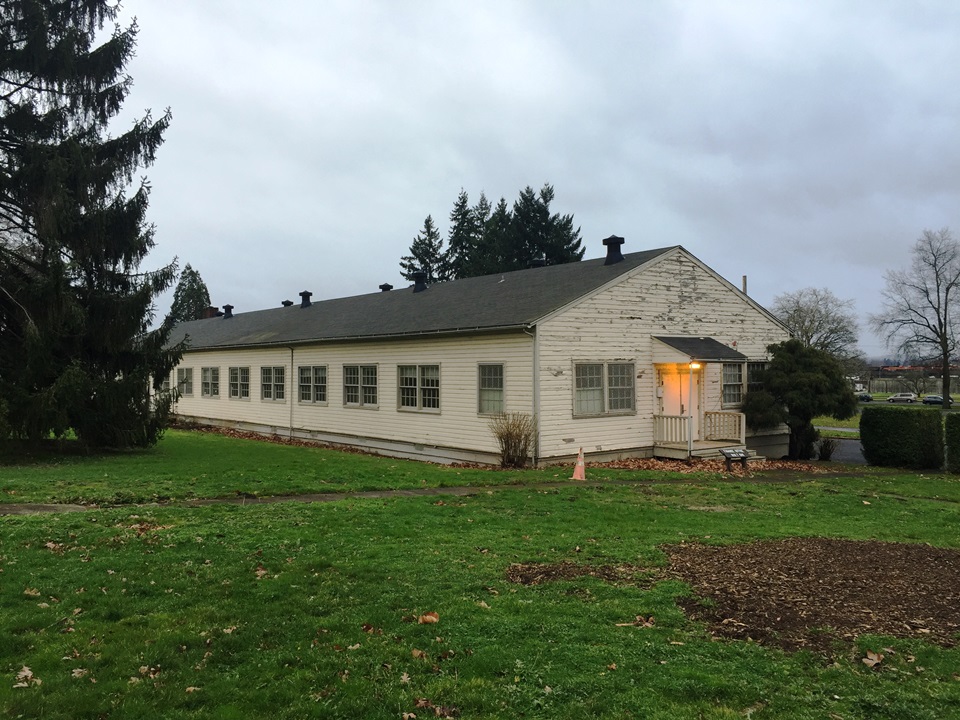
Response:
[169,264,212,323]
[399,215,447,283]
[0,1,180,447]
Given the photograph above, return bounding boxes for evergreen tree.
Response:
[742,340,857,460]
[509,183,583,269]
[169,264,212,323]
[445,190,478,280]
[477,197,513,276]
[399,215,448,283]
[0,1,180,448]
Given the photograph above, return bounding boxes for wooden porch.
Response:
[653,410,750,460]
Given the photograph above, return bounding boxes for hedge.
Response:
[946,413,960,473]
[860,405,944,469]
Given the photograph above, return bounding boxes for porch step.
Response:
[691,447,759,460]
[653,444,758,461]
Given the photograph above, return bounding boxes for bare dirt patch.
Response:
[665,538,960,653]
[507,539,960,654]
[505,561,648,586]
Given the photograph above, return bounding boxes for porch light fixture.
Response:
[689,362,701,370]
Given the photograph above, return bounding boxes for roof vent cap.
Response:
[299,291,312,308]
[412,271,428,293]
[603,235,625,265]
[379,283,393,292]
[222,304,234,319]
[281,300,294,307]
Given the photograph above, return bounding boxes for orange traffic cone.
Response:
[572,447,586,480]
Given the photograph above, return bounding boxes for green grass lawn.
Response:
[0,430,722,506]
[2,432,960,718]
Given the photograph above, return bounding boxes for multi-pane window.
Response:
[229,366,250,399]
[299,366,327,403]
[574,362,635,416]
[344,365,378,407]
[478,364,504,414]
[722,363,744,406]
[261,366,286,401]
[176,367,193,395]
[747,362,767,394]
[201,367,219,397]
[398,365,440,411]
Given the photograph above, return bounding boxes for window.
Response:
[747,362,767,393]
[723,363,744,405]
[398,365,440,411]
[574,362,635,416]
[161,373,171,393]
[176,367,193,396]
[261,366,286,401]
[299,365,327,403]
[229,366,250,399]
[201,367,219,397]
[344,365,377,407]
[478,364,504,414]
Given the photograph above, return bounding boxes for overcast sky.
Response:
[116,0,960,360]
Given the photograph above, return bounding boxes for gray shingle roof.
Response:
[653,336,748,361]
[168,247,677,350]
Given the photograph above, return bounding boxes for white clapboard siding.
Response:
[171,332,533,459]
[535,249,789,459]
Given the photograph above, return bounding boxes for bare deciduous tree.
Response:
[772,287,860,361]
[870,228,960,408]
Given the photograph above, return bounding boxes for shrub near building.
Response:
[945,413,960,473]
[860,405,944,470]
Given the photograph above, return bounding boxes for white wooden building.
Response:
[165,238,791,464]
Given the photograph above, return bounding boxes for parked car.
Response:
[886,393,918,403]
[922,394,954,406]
[857,392,873,402]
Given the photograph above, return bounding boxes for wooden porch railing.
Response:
[653,414,688,444]
[703,411,745,444]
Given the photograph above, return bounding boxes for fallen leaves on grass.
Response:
[418,611,440,625]
[13,666,41,688]
[615,615,655,628]
[862,650,884,668]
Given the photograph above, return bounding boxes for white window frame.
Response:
[299,365,327,404]
[229,366,250,400]
[176,367,193,396]
[722,363,744,407]
[261,366,286,401]
[344,364,378,408]
[573,361,635,417]
[746,361,767,394]
[201,367,219,398]
[398,364,440,412]
[478,363,504,415]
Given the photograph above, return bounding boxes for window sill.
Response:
[398,407,441,414]
[573,410,637,419]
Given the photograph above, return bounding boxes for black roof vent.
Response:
[299,291,312,308]
[222,304,234,319]
[412,271,428,293]
[530,257,546,268]
[603,235,625,265]
[281,300,294,307]
[379,283,393,292]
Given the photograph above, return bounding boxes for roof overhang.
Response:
[653,336,748,364]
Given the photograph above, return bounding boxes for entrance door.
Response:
[658,365,700,439]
